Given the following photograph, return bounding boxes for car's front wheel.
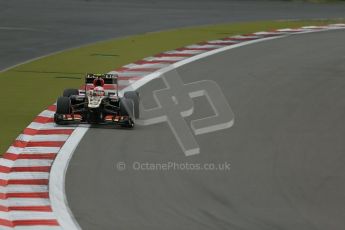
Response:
[55,96,71,124]
[56,96,71,114]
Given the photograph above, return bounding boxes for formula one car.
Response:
[54,73,139,127]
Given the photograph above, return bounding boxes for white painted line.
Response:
[144,56,186,61]
[164,50,204,55]
[6,146,60,155]
[330,23,345,26]
[0,172,50,180]
[16,134,70,142]
[10,159,53,167]
[253,31,285,36]
[0,198,51,207]
[0,211,56,220]
[0,185,48,193]
[206,40,236,44]
[124,63,169,69]
[186,44,223,49]
[38,110,55,118]
[0,159,53,168]
[301,26,327,29]
[230,35,260,39]
[49,126,89,230]
[27,122,74,130]
[116,71,149,76]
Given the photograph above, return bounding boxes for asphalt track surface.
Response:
[2,0,345,229]
[66,30,345,230]
[1,0,345,71]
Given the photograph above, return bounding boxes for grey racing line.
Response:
[66,30,345,230]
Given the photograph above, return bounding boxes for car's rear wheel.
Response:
[124,91,139,119]
[63,88,79,97]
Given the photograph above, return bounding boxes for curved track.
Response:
[1,0,345,70]
[66,30,345,230]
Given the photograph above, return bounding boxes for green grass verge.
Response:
[0,19,344,154]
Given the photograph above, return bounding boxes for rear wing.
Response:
[85,73,118,85]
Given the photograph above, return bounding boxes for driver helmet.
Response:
[93,77,105,87]
[93,86,105,96]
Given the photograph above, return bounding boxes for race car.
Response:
[54,73,139,127]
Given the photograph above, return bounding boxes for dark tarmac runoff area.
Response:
[1,0,345,70]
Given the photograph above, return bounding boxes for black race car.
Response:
[54,73,139,127]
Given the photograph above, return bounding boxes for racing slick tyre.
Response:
[54,96,71,124]
[120,98,135,128]
[124,91,139,119]
[56,96,71,114]
[63,88,79,97]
